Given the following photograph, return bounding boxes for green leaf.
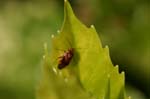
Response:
[37,0,130,99]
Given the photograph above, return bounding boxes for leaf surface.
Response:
[37,1,130,99]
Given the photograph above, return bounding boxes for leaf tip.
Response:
[105,45,109,49]
[43,42,48,55]
[52,67,58,75]
[104,45,110,52]
[64,0,76,19]
[51,34,55,38]
[114,65,120,74]
[121,71,125,76]
[90,25,95,29]
[64,0,67,3]
[57,30,60,34]
[128,96,131,99]
[44,42,47,49]
[42,55,46,60]
[115,65,119,69]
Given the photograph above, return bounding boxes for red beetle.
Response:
[58,48,74,69]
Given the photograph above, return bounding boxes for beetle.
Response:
[58,48,74,69]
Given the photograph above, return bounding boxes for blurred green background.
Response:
[0,0,149,99]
